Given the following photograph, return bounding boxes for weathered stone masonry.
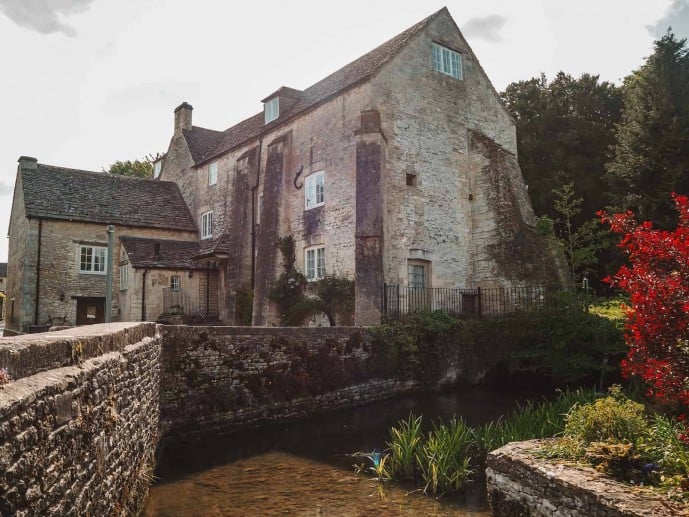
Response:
[486,440,686,517]
[0,323,161,517]
[158,325,414,442]
[0,323,414,515]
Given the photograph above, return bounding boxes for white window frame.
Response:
[153,161,162,179]
[78,245,107,275]
[264,97,279,124]
[305,245,326,281]
[120,264,129,290]
[432,42,462,80]
[170,275,181,291]
[208,162,218,186]
[304,170,325,210]
[201,211,213,239]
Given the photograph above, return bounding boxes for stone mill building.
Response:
[5,7,561,333]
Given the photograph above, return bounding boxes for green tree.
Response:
[605,31,689,229]
[552,183,607,283]
[502,72,622,227]
[107,159,153,178]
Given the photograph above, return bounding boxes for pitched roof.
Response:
[183,8,445,165]
[21,164,197,231]
[120,237,208,269]
[194,233,232,260]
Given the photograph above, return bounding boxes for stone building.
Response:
[4,157,206,334]
[158,7,562,326]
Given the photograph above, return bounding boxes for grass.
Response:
[589,296,628,325]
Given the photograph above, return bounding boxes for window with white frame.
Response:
[79,245,107,274]
[264,97,279,124]
[170,275,181,291]
[432,42,462,79]
[208,162,218,186]
[201,211,213,239]
[305,171,325,209]
[120,264,129,290]
[153,161,162,179]
[305,246,325,281]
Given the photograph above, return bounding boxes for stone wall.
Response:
[159,325,414,442]
[486,440,685,517]
[0,323,161,516]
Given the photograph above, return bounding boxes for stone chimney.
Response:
[174,102,193,136]
[17,156,38,172]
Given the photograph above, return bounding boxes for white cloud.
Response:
[462,14,508,42]
[0,0,94,36]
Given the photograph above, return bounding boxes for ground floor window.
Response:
[305,245,325,281]
[170,275,181,291]
[407,261,429,288]
[79,245,107,274]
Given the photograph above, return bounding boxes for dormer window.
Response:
[264,97,279,124]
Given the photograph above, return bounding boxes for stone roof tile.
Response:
[22,164,197,231]
[184,8,443,165]
[120,237,207,269]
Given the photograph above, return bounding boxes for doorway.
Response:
[76,297,105,325]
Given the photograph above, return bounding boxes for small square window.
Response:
[201,211,213,239]
[305,171,325,209]
[406,173,417,187]
[264,97,279,124]
[208,162,218,186]
[305,246,326,281]
[171,275,181,291]
[432,42,462,79]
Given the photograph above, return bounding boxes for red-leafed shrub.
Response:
[600,194,689,415]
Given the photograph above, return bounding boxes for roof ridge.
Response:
[184,8,446,165]
[37,163,167,183]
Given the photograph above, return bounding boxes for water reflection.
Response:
[145,384,546,516]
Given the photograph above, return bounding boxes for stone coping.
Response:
[158,325,368,336]
[0,322,157,381]
[486,439,688,517]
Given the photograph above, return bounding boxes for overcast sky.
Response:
[0,0,687,263]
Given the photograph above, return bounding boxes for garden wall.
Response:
[0,323,161,517]
[486,440,685,517]
[159,325,415,442]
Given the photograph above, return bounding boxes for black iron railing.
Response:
[382,284,563,321]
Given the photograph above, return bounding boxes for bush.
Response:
[563,386,648,444]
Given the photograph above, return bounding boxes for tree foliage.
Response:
[605,31,689,229]
[107,159,153,178]
[551,182,608,282]
[600,194,689,416]
[501,72,622,227]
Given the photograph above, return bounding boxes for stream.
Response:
[144,384,546,516]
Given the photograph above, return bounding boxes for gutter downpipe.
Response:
[34,219,43,325]
[105,225,114,322]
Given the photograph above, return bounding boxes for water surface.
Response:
[144,385,545,516]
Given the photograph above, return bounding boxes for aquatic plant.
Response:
[386,414,423,480]
[416,418,474,495]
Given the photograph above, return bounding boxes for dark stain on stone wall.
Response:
[470,131,566,285]
[303,205,323,237]
[253,139,286,325]
[355,139,384,322]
